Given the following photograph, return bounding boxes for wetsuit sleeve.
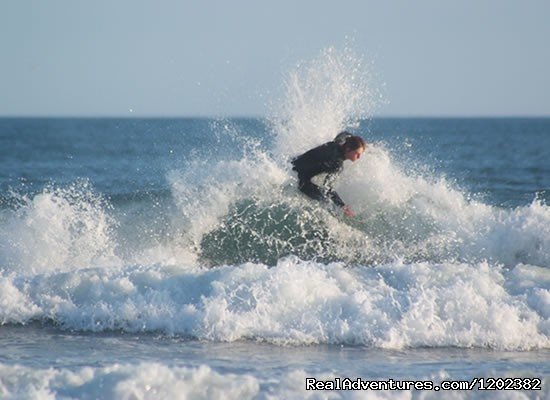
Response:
[323,174,345,207]
[297,179,328,203]
[297,179,345,208]
[327,189,345,207]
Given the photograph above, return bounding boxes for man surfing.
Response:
[291,131,366,217]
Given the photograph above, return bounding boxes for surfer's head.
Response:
[342,135,365,162]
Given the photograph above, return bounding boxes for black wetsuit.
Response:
[291,141,346,207]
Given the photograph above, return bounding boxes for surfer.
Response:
[291,131,365,217]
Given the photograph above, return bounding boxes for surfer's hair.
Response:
[342,135,366,152]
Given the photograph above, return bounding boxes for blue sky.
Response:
[2,0,549,117]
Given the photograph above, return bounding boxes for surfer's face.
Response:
[344,146,364,162]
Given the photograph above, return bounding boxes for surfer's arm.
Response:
[327,189,345,208]
[297,178,328,203]
[299,176,348,210]
[323,175,355,216]
[328,190,355,216]
[323,172,346,208]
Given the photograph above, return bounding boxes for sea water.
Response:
[0,49,549,399]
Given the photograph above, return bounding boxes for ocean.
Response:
[1,52,549,399]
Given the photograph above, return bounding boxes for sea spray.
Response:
[269,46,383,160]
[0,180,119,274]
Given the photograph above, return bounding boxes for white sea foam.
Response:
[0,362,547,400]
[336,145,550,266]
[0,363,258,400]
[0,257,548,350]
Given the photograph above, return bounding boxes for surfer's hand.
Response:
[343,205,355,217]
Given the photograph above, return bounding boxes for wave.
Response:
[189,151,550,267]
[1,361,548,399]
[1,258,548,350]
[1,144,549,273]
[0,363,259,400]
[0,47,548,350]
[0,181,120,274]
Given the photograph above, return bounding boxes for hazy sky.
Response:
[2,0,549,117]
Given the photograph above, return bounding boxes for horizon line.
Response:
[1,114,550,120]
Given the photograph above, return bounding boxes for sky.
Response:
[1,0,549,117]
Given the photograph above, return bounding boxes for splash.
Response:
[0,180,119,274]
[160,47,386,266]
[270,46,384,160]
[161,47,550,268]
[1,258,548,349]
